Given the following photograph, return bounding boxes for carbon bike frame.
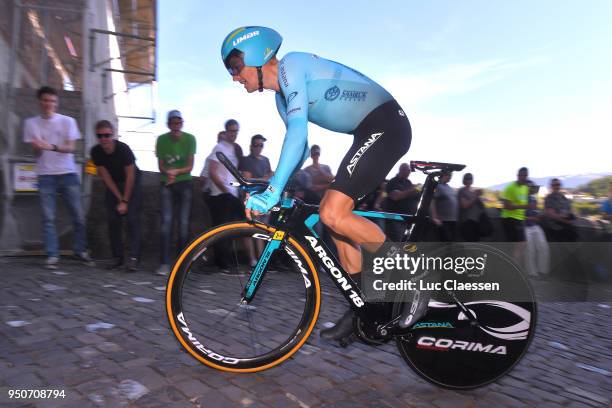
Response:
[241,169,442,330]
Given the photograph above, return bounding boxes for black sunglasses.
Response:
[96,133,113,139]
[225,50,245,76]
[252,143,264,148]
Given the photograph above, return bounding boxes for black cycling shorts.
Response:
[330,99,412,202]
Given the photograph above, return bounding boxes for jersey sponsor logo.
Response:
[280,60,289,87]
[340,90,367,102]
[232,30,259,47]
[287,91,298,103]
[416,336,507,355]
[287,107,302,116]
[324,87,367,102]
[305,235,364,307]
[346,132,383,176]
[324,86,340,101]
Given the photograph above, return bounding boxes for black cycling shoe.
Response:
[398,288,431,329]
[320,309,355,341]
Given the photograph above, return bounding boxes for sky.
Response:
[118,0,612,188]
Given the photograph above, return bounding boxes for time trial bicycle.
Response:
[166,153,537,389]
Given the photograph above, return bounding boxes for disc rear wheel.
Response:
[393,243,537,389]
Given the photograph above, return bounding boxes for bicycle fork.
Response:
[240,230,287,303]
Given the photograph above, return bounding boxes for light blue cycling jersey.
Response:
[270,51,393,193]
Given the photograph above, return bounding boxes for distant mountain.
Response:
[487,172,612,191]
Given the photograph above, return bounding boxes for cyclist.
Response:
[221,26,424,341]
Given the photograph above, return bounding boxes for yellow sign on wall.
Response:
[13,163,38,192]
[13,163,85,192]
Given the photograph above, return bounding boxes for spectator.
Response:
[239,134,273,180]
[543,178,578,242]
[373,181,389,213]
[23,86,94,269]
[303,145,334,204]
[458,173,483,241]
[199,131,233,199]
[602,184,612,222]
[225,119,244,164]
[199,155,211,203]
[358,180,388,212]
[199,131,225,205]
[90,120,141,271]
[239,134,274,266]
[524,180,550,278]
[385,163,419,241]
[358,180,388,231]
[155,110,196,275]
[601,184,612,241]
[431,172,458,242]
[287,169,318,203]
[303,144,336,250]
[207,121,246,270]
[500,167,529,242]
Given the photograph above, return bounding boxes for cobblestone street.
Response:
[1,256,611,408]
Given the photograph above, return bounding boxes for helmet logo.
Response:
[264,47,273,59]
[232,30,260,47]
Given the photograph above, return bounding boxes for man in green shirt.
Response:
[155,110,196,275]
[500,167,530,242]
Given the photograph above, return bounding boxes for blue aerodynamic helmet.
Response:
[221,26,283,78]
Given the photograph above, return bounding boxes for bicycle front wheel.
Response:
[166,222,321,372]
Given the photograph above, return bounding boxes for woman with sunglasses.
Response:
[90,120,142,271]
[221,26,414,341]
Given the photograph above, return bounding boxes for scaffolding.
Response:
[0,0,157,253]
[90,0,157,121]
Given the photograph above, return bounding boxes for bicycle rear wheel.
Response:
[166,222,321,372]
[393,243,537,389]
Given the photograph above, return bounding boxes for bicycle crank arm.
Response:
[447,290,481,328]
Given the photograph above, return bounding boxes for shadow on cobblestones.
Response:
[1,257,611,407]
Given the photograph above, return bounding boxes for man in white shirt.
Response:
[206,120,246,270]
[23,86,94,269]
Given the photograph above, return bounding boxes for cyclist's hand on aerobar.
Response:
[245,186,281,219]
